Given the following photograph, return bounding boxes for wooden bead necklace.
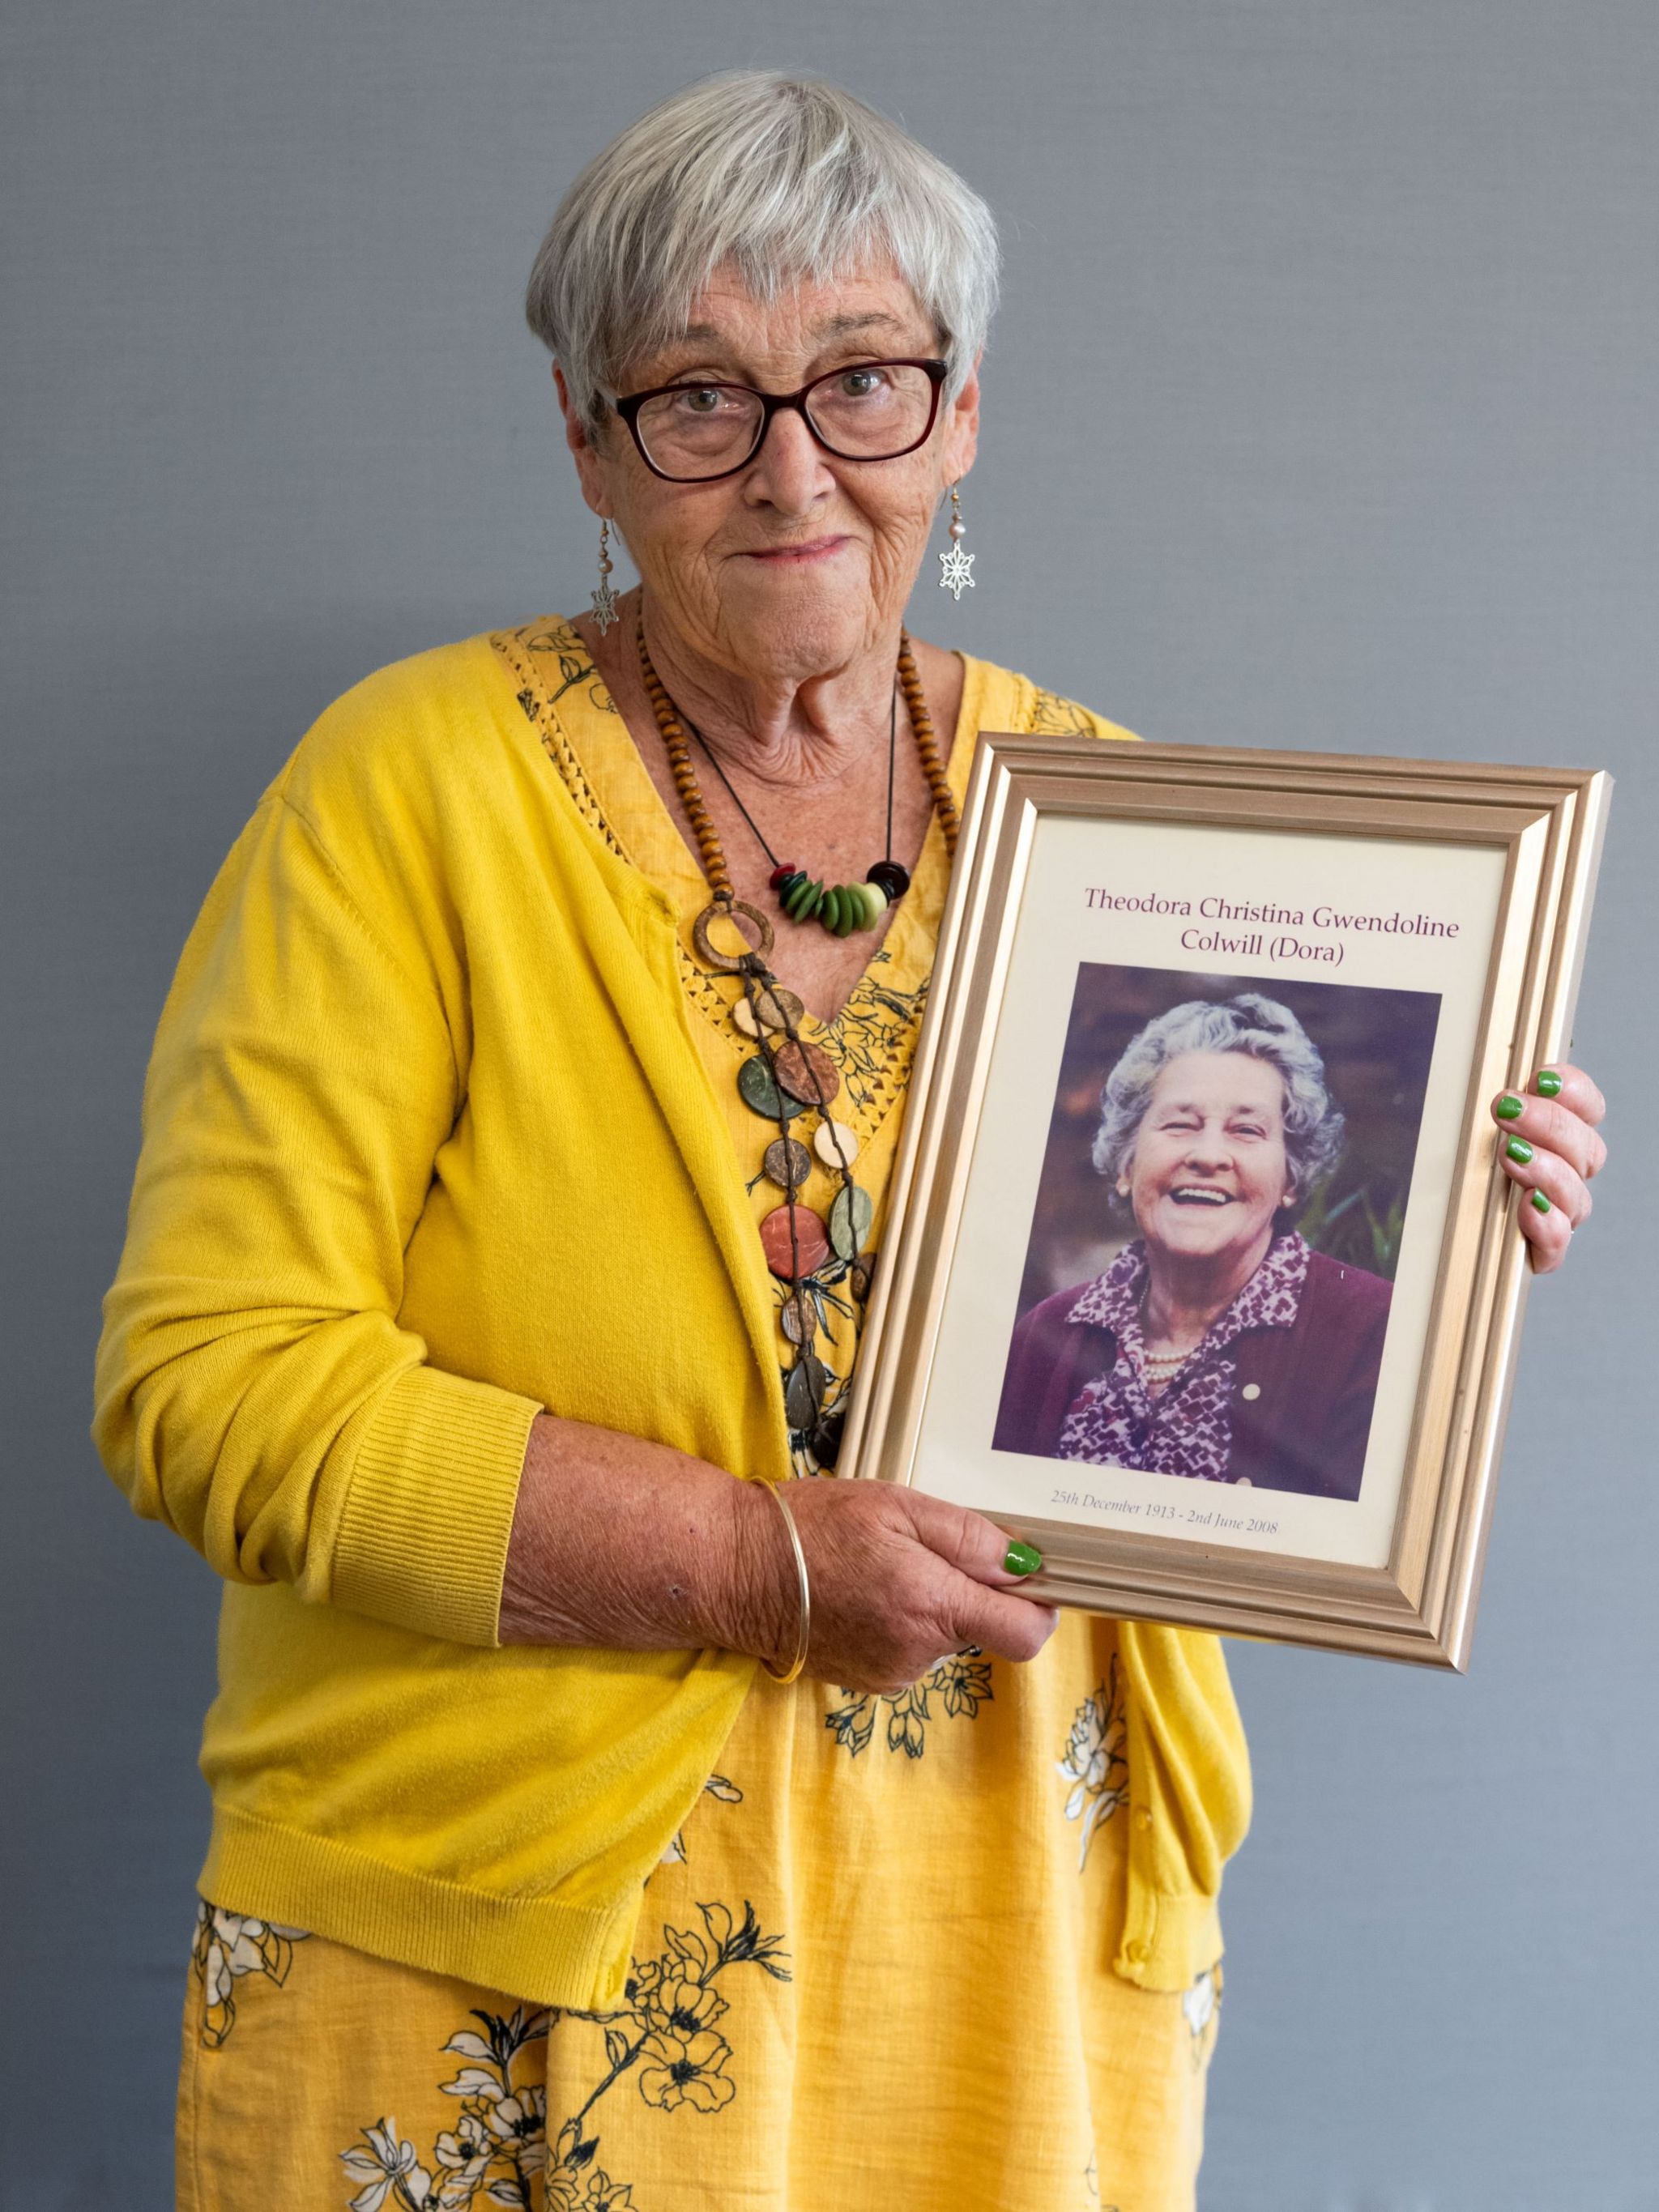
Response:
[638,622,959,936]
[635,615,957,1466]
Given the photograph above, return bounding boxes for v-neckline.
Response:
[514,618,987,1054]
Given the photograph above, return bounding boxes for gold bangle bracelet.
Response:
[755,1477,811,1686]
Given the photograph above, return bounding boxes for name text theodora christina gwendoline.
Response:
[1081,889,1461,968]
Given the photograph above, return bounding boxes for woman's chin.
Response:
[1142,1208,1265,1268]
[717,569,876,674]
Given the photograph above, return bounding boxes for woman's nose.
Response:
[744,406,833,516]
[1181,1132,1231,1171]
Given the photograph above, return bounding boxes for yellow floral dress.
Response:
[176,620,1222,2212]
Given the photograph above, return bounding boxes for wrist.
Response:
[717,1476,802,1673]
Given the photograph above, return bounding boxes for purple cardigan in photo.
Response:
[992,1248,1393,1500]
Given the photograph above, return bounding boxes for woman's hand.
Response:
[731,1476,1057,1694]
[1491,1063,1607,1274]
[500,1413,1056,1693]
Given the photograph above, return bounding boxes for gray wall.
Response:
[4,4,1653,2206]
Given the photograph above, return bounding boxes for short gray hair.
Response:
[1092,992,1346,1206]
[526,72,1000,428]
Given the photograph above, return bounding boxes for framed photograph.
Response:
[842,736,1610,1669]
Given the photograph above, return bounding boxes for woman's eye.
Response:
[838,368,885,398]
[666,386,732,416]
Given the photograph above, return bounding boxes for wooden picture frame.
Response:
[842,735,1610,1669]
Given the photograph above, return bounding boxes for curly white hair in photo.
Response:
[1091,991,1347,1208]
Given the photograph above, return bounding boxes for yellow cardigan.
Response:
[93,632,1250,2010]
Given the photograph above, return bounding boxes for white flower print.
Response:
[339,2116,433,2211]
[1056,1659,1129,1871]
[1181,1962,1223,2069]
[190,1899,310,2045]
[433,2111,494,2196]
[1181,1968,1217,2039]
[342,2009,552,2210]
[337,1905,788,2212]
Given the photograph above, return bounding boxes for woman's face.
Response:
[1120,1051,1295,1272]
[560,259,979,684]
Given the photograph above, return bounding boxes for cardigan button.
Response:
[1241,1382,1261,1400]
[1125,1939,1149,1965]
[1134,1805,1154,1831]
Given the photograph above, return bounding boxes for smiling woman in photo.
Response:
[995,991,1393,1497]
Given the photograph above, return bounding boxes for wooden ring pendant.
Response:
[691,898,776,974]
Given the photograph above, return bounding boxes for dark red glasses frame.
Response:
[612,357,950,482]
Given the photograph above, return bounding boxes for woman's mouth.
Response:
[1168,1187,1232,1207]
[741,535,850,565]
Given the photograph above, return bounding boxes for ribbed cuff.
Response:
[331,1365,543,1647]
[201,1804,647,2013]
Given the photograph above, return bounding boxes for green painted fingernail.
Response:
[1495,1094,1525,1120]
[1536,1069,1563,1097]
[1004,1540,1043,1576]
[1506,1136,1534,1165]
[1530,1188,1551,1213]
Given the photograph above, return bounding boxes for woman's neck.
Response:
[1140,1228,1277,1352]
[631,590,902,793]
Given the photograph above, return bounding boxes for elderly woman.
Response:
[93,72,1608,2212]
[996,993,1392,1496]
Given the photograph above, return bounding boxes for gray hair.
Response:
[1092,992,1346,1206]
[526,72,1000,428]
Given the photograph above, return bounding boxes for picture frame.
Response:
[842,734,1610,1669]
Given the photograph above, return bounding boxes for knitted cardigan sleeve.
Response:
[92,774,541,1647]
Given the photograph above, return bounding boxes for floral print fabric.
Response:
[178,1628,1222,2212]
[1058,1233,1309,1481]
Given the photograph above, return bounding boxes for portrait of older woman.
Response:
[88,70,1610,2212]
[995,991,1393,1498]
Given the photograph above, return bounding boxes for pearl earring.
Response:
[591,518,618,634]
[938,484,975,600]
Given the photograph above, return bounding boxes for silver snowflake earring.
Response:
[938,483,975,601]
[591,518,618,633]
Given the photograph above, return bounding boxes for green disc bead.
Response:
[786,877,821,921]
[819,886,842,932]
[835,890,859,936]
[737,1053,797,1119]
[829,1183,875,1260]
[853,883,884,927]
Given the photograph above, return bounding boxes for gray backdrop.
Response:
[4,3,1653,2206]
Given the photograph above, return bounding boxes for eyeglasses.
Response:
[611,357,949,484]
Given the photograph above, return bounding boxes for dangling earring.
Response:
[591,518,619,634]
[938,483,975,601]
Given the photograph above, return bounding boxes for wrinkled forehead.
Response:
[1146,1049,1288,1118]
[625,258,936,382]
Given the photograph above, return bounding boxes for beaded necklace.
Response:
[637,617,958,1465]
[638,624,960,936]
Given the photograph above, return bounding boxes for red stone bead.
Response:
[768,863,800,890]
[760,1204,831,1281]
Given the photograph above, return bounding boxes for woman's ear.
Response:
[553,364,612,519]
[940,352,981,486]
